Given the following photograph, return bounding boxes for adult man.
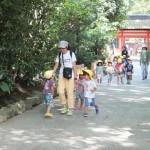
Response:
[140,44,149,80]
[53,41,77,116]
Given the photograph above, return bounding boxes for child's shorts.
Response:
[107,73,113,80]
[97,74,103,79]
[126,74,132,80]
[44,93,53,107]
[84,97,96,106]
[76,93,84,100]
[116,72,123,76]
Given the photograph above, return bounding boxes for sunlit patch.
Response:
[10,130,25,135]
[24,140,32,143]
[141,130,149,132]
[87,126,136,147]
[38,140,49,143]
[139,122,150,126]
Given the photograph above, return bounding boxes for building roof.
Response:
[123,14,150,29]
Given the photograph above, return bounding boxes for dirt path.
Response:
[0,60,150,150]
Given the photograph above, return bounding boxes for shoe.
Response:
[73,107,77,110]
[78,106,83,110]
[67,110,73,116]
[44,113,53,117]
[145,75,147,79]
[95,105,99,114]
[142,76,145,80]
[83,113,88,117]
[61,107,67,114]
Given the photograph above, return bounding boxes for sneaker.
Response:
[67,110,73,116]
[95,105,99,114]
[83,113,88,117]
[145,75,147,79]
[73,106,78,110]
[61,107,67,114]
[142,76,145,80]
[44,113,53,117]
[78,106,83,110]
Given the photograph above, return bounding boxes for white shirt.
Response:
[55,51,77,78]
[82,80,97,98]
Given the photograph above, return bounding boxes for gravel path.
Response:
[0,60,150,150]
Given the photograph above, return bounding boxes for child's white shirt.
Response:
[82,80,96,98]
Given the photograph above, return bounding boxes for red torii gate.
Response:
[116,29,150,49]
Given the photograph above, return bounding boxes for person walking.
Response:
[115,58,124,84]
[126,58,134,84]
[106,62,115,85]
[53,40,77,116]
[121,46,128,58]
[96,60,103,85]
[43,70,55,117]
[74,70,84,110]
[82,70,99,117]
[140,44,149,80]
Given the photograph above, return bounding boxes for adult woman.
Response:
[53,41,77,116]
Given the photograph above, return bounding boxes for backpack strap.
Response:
[59,52,61,65]
[59,51,72,65]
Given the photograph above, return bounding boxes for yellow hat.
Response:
[122,55,126,58]
[44,70,54,79]
[117,58,122,63]
[83,69,94,80]
[79,70,83,75]
[98,60,103,63]
[127,57,131,61]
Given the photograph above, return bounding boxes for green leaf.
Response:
[0,74,3,80]
[0,82,10,93]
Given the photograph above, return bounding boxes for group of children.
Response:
[96,56,134,85]
[42,55,134,118]
[42,69,99,118]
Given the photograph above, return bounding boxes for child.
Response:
[82,69,99,117]
[126,58,134,84]
[112,56,118,76]
[106,62,115,85]
[96,61,103,85]
[43,70,55,117]
[122,56,128,77]
[74,70,84,110]
[115,58,125,84]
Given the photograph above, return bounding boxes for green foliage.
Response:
[128,0,150,14]
[0,0,129,95]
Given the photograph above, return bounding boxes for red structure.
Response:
[116,29,150,49]
[115,15,150,50]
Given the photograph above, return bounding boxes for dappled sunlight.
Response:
[95,92,107,96]
[121,96,150,103]
[0,124,136,150]
[139,122,150,126]
[109,88,127,92]
[88,126,135,147]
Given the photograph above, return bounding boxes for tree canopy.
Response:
[128,0,150,14]
[0,0,129,94]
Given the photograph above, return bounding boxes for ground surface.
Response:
[0,60,150,150]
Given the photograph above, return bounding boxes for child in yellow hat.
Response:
[43,70,55,117]
[74,70,84,110]
[115,58,125,84]
[82,70,99,117]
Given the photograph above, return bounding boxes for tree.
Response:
[0,0,129,94]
